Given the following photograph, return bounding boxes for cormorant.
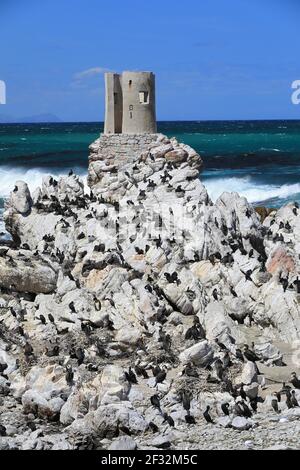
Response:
[125,367,138,384]
[150,394,161,411]
[271,394,280,413]
[155,370,166,386]
[185,415,196,425]
[203,406,214,424]
[290,372,300,389]
[65,365,74,386]
[221,402,230,416]
[162,412,175,427]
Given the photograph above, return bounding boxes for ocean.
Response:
[1,120,300,237]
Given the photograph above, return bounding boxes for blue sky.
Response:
[0,0,299,121]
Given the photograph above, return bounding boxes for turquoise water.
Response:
[0,120,300,210]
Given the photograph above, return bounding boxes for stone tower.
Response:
[104,71,157,134]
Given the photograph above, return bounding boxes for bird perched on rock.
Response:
[286,390,293,409]
[182,362,199,378]
[230,287,238,297]
[239,400,252,418]
[65,365,74,386]
[203,406,214,424]
[243,344,260,363]
[223,351,232,369]
[212,288,218,301]
[164,272,181,285]
[250,399,258,413]
[24,342,34,358]
[135,364,149,379]
[185,415,196,425]
[76,347,85,366]
[155,370,167,386]
[149,421,159,433]
[290,372,300,389]
[162,412,175,427]
[150,394,161,411]
[239,384,247,401]
[234,402,244,416]
[181,390,191,413]
[221,402,230,416]
[39,314,46,325]
[280,382,291,394]
[215,338,229,352]
[235,348,244,362]
[125,367,138,384]
[214,358,224,380]
[0,362,8,375]
[46,345,59,357]
[271,394,280,413]
[244,270,253,282]
[151,365,162,377]
[291,390,299,407]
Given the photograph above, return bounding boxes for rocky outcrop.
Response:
[1,132,300,450]
[0,248,58,294]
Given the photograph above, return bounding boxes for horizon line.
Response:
[1,118,300,125]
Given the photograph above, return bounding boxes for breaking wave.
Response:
[204,176,300,205]
[0,166,87,197]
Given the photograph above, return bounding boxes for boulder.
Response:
[179,340,214,367]
[9,181,32,215]
[0,252,57,294]
[235,361,257,386]
[231,417,252,431]
[108,436,137,450]
[164,148,188,164]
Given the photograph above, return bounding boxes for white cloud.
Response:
[73,67,111,81]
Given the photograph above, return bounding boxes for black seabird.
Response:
[185,415,196,425]
[290,372,300,389]
[135,365,149,379]
[162,412,175,427]
[155,370,167,386]
[76,348,85,366]
[125,367,138,384]
[150,394,161,411]
[149,421,159,433]
[271,394,280,413]
[243,344,260,363]
[203,406,214,424]
[221,402,230,416]
[291,390,299,407]
[65,365,74,386]
[181,390,191,412]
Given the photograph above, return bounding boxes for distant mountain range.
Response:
[0,113,62,123]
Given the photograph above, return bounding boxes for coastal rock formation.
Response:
[1,133,300,450]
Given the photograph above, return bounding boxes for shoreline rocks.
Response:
[1,132,300,450]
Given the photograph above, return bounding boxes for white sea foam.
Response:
[0,166,88,198]
[0,166,299,212]
[204,176,300,204]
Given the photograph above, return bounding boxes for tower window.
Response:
[114,93,118,104]
[129,80,132,87]
[139,91,149,104]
